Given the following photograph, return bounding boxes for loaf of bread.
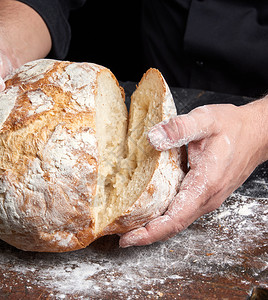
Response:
[0,59,186,252]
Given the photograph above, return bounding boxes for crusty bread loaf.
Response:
[0,59,186,252]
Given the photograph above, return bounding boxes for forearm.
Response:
[0,0,51,71]
[240,95,268,165]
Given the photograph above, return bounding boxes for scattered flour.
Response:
[0,192,267,298]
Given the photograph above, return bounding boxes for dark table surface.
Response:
[0,84,267,299]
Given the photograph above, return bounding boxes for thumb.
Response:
[148,106,217,151]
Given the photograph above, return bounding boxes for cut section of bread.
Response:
[99,69,186,236]
[0,59,186,252]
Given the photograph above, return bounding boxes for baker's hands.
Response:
[0,50,15,91]
[119,99,268,247]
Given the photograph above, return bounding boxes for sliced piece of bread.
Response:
[0,59,186,252]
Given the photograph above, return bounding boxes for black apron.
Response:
[142,0,268,98]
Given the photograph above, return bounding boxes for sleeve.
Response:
[17,0,87,59]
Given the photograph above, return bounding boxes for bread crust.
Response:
[0,59,114,251]
[0,61,185,252]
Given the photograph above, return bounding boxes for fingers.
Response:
[119,193,202,248]
[119,215,181,247]
[119,168,215,248]
[148,106,217,151]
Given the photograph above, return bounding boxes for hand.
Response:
[0,50,14,91]
[119,100,268,247]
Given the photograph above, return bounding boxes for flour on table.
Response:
[0,192,267,299]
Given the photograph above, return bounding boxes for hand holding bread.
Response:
[120,100,268,247]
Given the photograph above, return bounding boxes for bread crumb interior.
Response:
[95,71,163,233]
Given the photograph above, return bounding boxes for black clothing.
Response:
[18,0,268,98]
[142,0,268,98]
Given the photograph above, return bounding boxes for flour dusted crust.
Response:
[0,60,186,252]
[0,60,109,251]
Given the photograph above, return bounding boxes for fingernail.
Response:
[119,234,139,248]
[148,126,169,150]
[119,241,131,248]
[119,237,135,248]
[119,229,144,248]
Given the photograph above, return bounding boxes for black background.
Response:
[66,0,145,83]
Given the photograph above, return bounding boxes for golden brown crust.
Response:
[0,61,186,252]
[0,59,108,252]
